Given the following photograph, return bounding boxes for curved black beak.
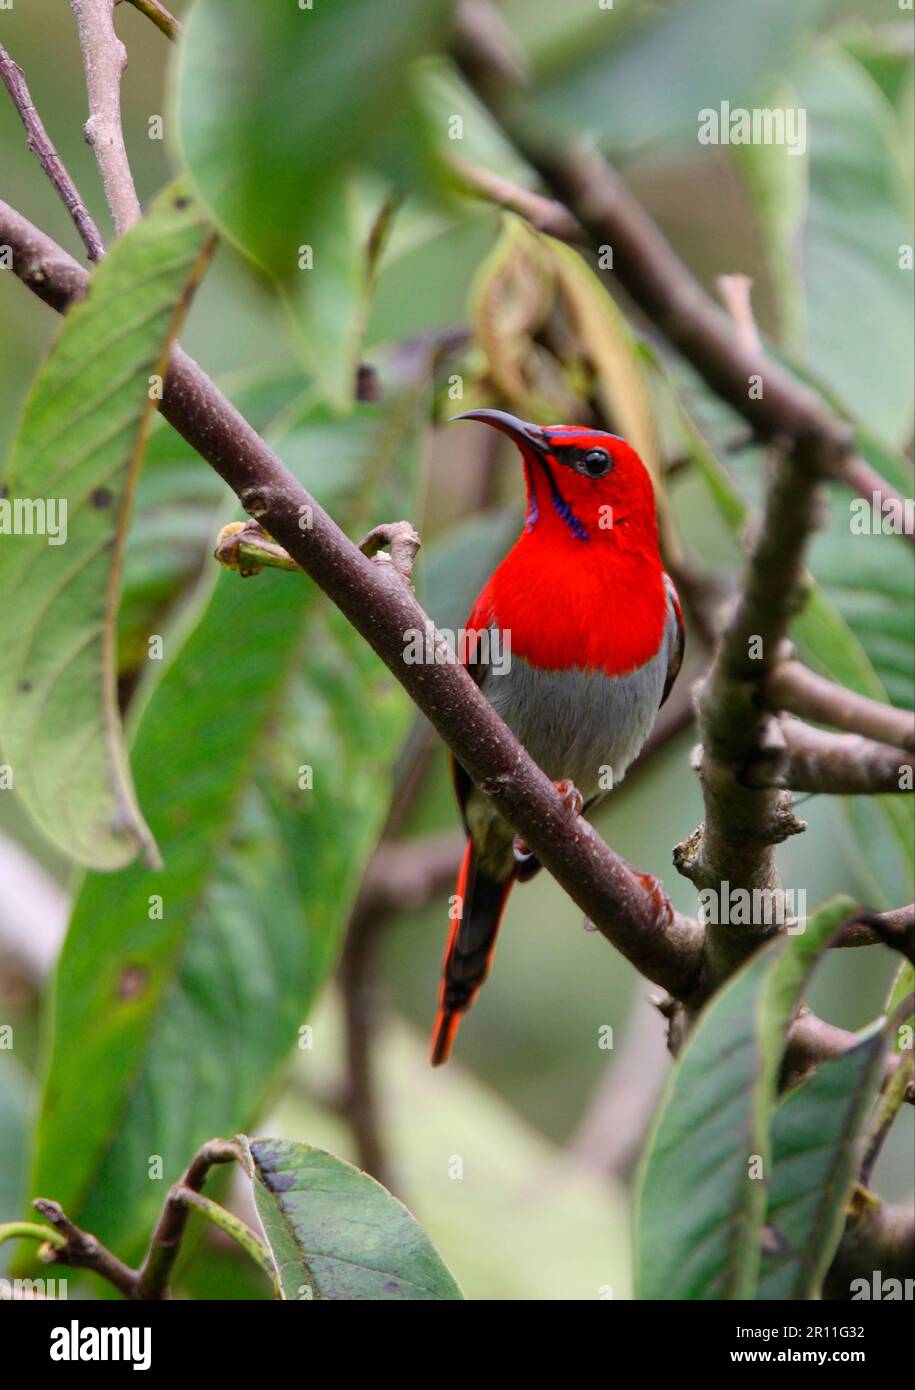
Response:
[450,409,548,452]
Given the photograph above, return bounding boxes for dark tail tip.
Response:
[429,1009,461,1067]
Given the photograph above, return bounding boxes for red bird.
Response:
[430,409,683,1066]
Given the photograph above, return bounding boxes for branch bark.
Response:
[773,721,914,797]
[70,0,142,235]
[0,43,106,261]
[675,444,833,982]
[769,659,915,752]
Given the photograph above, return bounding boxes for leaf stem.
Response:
[0,1220,67,1249]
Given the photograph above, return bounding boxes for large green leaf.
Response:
[118,366,311,673]
[0,183,214,871]
[758,1023,889,1300]
[791,48,914,448]
[176,0,450,405]
[535,0,842,156]
[242,1137,463,1300]
[176,0,448,274]
[635,897,853,1301]
[28,390,424,1262]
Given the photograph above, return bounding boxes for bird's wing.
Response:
[660,572,685,708]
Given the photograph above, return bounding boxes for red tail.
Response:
[429,840,515,1066]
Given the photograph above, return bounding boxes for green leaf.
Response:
[177,0,449,275]
[885,961,914,1054]
[535,0,842,157]
[0,182,214,871]
[791,48,914,447]
[118,365,311,673]
[241,1136,463,1300]
[279,179,382,409]
[28,389,424,1262]
[758,1023,888,1299]
[635,897,854,1301]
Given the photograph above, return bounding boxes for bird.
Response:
[430,409,683,1066]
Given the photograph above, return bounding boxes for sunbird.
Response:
[431,410,684,1065]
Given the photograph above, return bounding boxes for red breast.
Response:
[457,411,668,678]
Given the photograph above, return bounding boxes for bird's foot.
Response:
[513,780,583,864]
[513,834,534,866]
[633,869,674,927]
[554,779,584,819]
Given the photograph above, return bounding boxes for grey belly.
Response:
[481,653,667,800]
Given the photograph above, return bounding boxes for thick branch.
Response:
[823,1193,915,1300]
[0,198,704,1002]
[0,44,105,261]
[70,0,141,234]
[769,659,915,752]
[677,446,832,981]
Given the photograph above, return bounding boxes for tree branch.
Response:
[836,903,915,950]
[451,145,912,535]
[32,1137,267,1299]
[676,444,832,982]
[823,1191,915,1299]
[0,43,106,261]
[136,1137,243,1299]
[32,1198,140,1298]
[0,196,704,1003]
[769,658,915,752]
[70,0,142,235]
[124,0,181,40]
[768,721,914,797]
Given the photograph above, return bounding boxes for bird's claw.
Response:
[513,834,533,865]
[514,781,583,864]
[555,779,584,819]
[634,869,674,927]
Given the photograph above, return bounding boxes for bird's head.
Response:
[452,409,658,547]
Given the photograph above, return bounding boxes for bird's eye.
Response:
[581,448,611,477]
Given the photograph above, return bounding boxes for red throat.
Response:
[470,435,667,678]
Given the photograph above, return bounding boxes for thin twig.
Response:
[136,1137,243,1299]
[837,904,915,949]
[769,658,915,752]
[124,0,181,40]
[29,1137,269,1300]
[70,0,142,235]
[860,1052,915,1189]
[743,720,915,797]
[33,1199,139,1298]
[170,1188,275,1284]
[0,44,106,261]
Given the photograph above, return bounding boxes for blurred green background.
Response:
[0,0,911,1299]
